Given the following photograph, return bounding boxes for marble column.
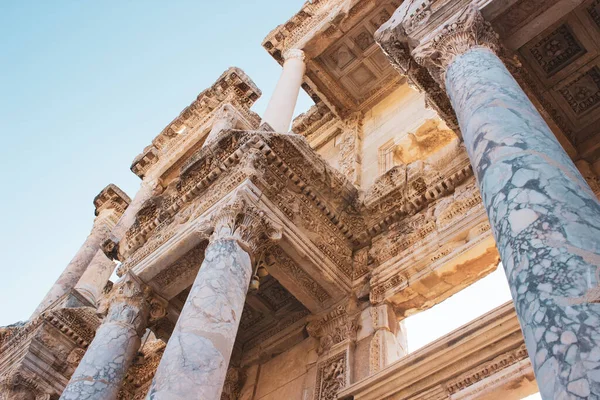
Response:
[70,250,116,308]
[32,184,129,318]
[147,196,281,400]
[411,6,600,398]
[60,273,157,400]
[261,49,306,133]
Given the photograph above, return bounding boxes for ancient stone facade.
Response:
[2,1,600,399]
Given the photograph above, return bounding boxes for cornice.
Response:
[130,67,262,179]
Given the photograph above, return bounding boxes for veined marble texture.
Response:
[446,47,600,399]
[147,238,252,400]
[60,320,140,400]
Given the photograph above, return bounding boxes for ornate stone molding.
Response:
[445,344,529,395]
[0,370,49,399]
[211,196,282,257]
[314,350,350,400]
[93,183,131,220]
[102,273,165,336]
[411,5,501,84]
[375,20,459,132]
[220,367,246,400]
[307,304,361,355]
[283,48,305,62]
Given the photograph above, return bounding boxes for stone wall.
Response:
[361,84,438,188]
[239,337,319,400]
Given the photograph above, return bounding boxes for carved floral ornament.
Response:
[411,5,501,84]
[101,272,167,335]
[307,304,361,355]
[211,195,283,257]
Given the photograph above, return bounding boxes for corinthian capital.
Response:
[211,195,282,257]
[283,48,305,63]
[102,272,165,335]
[412,5,500,84]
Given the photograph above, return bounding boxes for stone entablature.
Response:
[130,67,262,180]
[338,302,536,400]
[0,307,100,398]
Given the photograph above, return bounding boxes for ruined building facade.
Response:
[2,0,600,399]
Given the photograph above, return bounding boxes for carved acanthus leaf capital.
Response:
[211,196,282,257]
[411,5,500,84]
[307,304,361,355]
[102,272,165,335]
[283,48,305,63]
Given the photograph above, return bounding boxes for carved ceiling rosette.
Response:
[211,195,283,259]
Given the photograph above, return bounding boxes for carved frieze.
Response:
[445,344,529,395]
[265,247,331,304]
[314,350,350,400]
[307,304,361,355]
[152,243,207,288]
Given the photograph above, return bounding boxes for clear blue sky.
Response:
[0,1,313,326]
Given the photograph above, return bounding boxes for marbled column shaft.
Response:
[446,47,600,399]
[32,214,115,318]
[147,238,253,400]
[60,274,150,400]
[261,49,306,133]
[73,250,116,307]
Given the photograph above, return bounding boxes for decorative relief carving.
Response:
[411,5,500,83]
[528,24,586,76]
[558,66,600,115]
[338,113,363,186]
[445,344,529,394]
[314,351,349,400]
[121,339,166,397]
[102,273,163,335]
[307,305,360,355]
[265,247,331,304]
[353,247,370,280]
[404,1,432,34]
[220,367,246,400]
[370,273,407,304]
[152,243,208,287]
[211,195,282,256]
[589,0,600,29]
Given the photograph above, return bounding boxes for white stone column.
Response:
[70,250,115,307]
[147,196,281,400]
[261,49,306,133]
[409,6,600,399]
[32,184,129,318]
